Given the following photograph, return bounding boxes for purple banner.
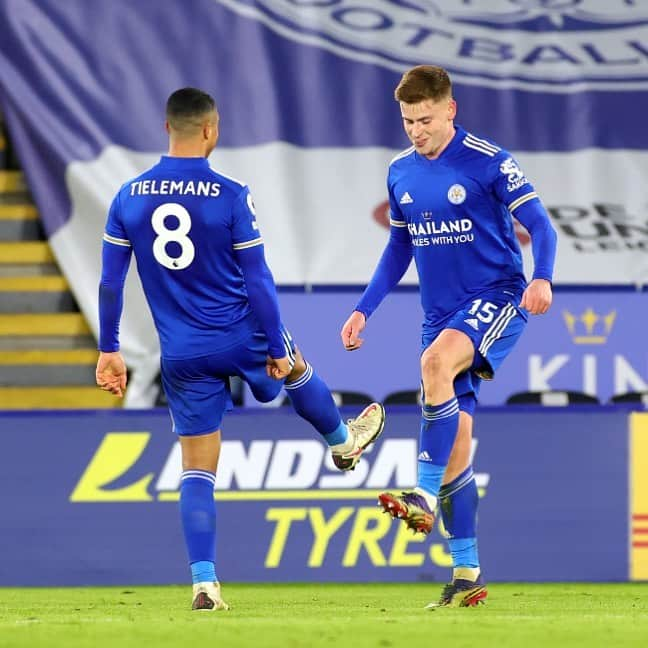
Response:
[1,0,647,236]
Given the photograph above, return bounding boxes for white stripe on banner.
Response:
[479,304,517,357]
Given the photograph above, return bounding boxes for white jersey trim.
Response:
[232,237,263,250]
[103,232,131,247]
[389,217,407,228]
[464,133,500,153]
[216,171,246,187]
[390,146,415,165]
[462,138,496,157]
[479,303,517,357]
[508,192,539,213]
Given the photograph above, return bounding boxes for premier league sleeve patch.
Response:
[499,157,530,192]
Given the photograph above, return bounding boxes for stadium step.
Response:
[0,313,91,336]
[0,203,41,239]
[0,276,77,312]
[0,386,121,409]
[0,162,120,409]
[0,241,55,264]
[0,170,27,193]
[0,349,98,386]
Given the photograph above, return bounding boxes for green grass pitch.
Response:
[1,583,648,648]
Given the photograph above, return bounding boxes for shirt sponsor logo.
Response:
[221,0,648,91]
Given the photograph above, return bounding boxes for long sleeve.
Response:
[235,243,286,359]
[513,198,557,282]
[355,225,413,319]
[98,239,132,351]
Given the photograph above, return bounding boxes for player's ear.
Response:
[203,121,215,142]
[164,120,171,135]
[447,99,457,120]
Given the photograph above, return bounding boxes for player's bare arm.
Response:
[341,310,366,351]
[520,278,552,315]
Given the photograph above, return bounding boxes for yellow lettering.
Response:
[342,507,390,567]
[307,507,354,567]
[70,433,154,502]
[264,507,307,567]
[389,524,426,566]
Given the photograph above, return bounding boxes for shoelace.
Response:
[346,418,372,434]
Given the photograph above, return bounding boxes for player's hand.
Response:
[95,351,127,397]
[341,310,366,351]
[266,355,293,380]
[520,279,552,315]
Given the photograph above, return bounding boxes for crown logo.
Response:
[562,308,616,345]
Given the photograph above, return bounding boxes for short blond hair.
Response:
[394,65,452,103]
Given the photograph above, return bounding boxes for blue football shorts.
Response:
[160,325,296,436]
[421,286,528,414]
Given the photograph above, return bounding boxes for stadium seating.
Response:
[609,391,648,406]
[506,390,600,406]
[0,168,120,409]
[383,389,422,406]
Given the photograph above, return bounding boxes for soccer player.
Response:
[95,88,385,611]
[340,66,556,608]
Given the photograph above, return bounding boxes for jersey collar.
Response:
[158,155,210,169]
[415,124,465,163]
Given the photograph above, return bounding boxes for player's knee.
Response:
[287,346,307,382]
[420,349,453,383]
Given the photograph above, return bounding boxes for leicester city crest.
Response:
[447,184,467,205]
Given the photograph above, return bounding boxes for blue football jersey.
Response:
[103,156,263,359]
[388,125,535,327]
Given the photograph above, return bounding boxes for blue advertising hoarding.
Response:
[0,407,629,586]
[273,290,648,406]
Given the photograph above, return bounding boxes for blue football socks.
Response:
[439,465,480,571]
[417,397,460,498]
[285,362,348,446]
[180,469,218,584]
